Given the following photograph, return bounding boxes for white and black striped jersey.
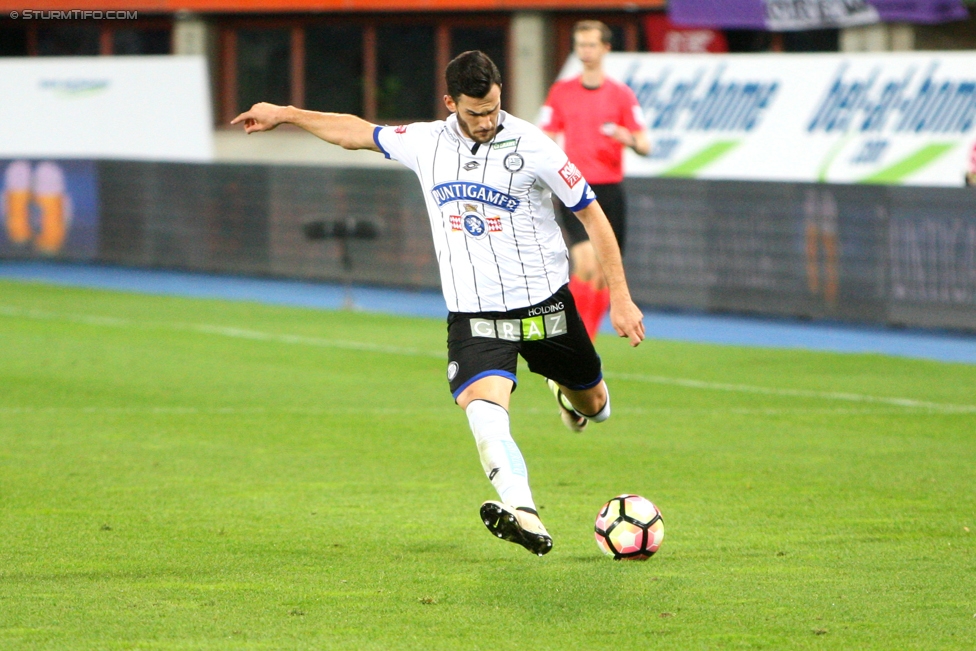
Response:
[374,111,595,313]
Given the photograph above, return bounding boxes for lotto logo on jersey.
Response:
[559,161,582,188]
[395,125,408,134]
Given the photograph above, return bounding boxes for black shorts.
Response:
[446,284,603,400]
[559,182,627,253]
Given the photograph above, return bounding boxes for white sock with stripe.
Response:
[584,383,611,423]
[465,399,536,510]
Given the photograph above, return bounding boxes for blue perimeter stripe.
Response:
[567,182,596,213]
[566,371,604,392]
[373,126,391,159]
[452,370,518,400]
[1,260,974,365]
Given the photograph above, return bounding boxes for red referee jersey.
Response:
[539,75,646,185]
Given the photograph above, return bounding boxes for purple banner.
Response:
[670,0,968,31]
[669,0,766,29]
[875,0,970,23]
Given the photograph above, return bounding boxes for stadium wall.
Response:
[1,160,974,332]
[624,179,976,332]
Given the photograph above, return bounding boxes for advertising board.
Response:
[0,159,99,260]
[0,56,213,162]
[558,51,976,187]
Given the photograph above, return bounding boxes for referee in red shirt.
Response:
[540,20,650,339]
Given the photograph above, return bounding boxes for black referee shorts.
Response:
[559,182,627,253]
[446,284,603,400]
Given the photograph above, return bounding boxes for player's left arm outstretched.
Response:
[573,201,645,346]
[231,102,379,152]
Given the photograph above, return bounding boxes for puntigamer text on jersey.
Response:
[431,182,521,213]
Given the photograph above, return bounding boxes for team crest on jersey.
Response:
[559,161,582,188]
[451,204,502,238]
[463,213,489,239]
[503,153,524,173]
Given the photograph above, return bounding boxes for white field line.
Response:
[3,303,974,414]
[606,372,976,414]
[0,406,441,415]
[0,401,959,416]
[0,406,959,417]
[186,324,443,359]
[0,304,443,359]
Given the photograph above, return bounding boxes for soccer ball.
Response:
[594,494,664,560]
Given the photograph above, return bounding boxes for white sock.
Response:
[465,400,536,510]
[586,383,611,423]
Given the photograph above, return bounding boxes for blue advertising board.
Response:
[0,159,99,260]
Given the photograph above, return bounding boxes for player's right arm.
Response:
[574,201,645,347]
[532,131,644,346]
[231,103,380,153]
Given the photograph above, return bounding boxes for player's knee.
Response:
[581,383,610,422]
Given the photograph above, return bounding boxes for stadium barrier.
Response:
[94,162,439,289]
[1,160,974,332]
[625,178,976,332]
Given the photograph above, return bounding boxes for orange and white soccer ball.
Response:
[594,494,664,560]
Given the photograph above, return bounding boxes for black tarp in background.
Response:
[624,179,975,331]
[1,160,973,332]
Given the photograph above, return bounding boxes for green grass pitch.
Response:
[1,279,974,650]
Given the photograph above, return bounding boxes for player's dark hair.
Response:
[446,50,502,101]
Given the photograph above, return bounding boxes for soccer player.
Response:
[540,20,650,339]
[232,51,644,557]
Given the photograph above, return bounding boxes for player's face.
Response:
[574,29,611,69]
[446,84,502,144]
